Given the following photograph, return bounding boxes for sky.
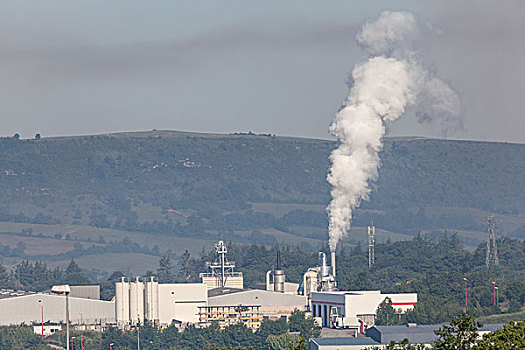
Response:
[1,0,524,143]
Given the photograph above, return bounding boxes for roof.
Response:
[0,289,38,299]
[312,290,381,296]
[310,337,380,346]
[208,288,245,297]
[208,288,306,307]
[368,324,504,344]
[372,325,441,334]
[479,324,504,332]
[368,325,441,344]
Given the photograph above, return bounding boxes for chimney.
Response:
[331,251,336,278]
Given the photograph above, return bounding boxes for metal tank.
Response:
[115,277,130,326]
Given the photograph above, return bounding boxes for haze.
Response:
[1,0,524,143]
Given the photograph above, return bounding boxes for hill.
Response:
[0,130,524,276]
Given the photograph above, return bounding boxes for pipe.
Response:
[266,270,272,291]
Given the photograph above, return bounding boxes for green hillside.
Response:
[0,130,524,276]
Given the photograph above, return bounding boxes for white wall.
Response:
[158,283,207,325]
[0,294,115,325]
[311,291,417,327]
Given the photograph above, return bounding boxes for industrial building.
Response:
[200,241,243,290]
[0,288,115,326]
[264,251,300,295]
[115,276,207,328]
[311,290,417,331]
[308,337,382,350]
[198,304,263,329]
[366,323,503,346]
[206,287,306,323]
[32,324,62,337]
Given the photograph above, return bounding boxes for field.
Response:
[477,309,525,324]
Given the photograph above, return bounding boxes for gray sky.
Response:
[1,0,524,143]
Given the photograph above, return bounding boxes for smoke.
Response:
[326,11,461,251]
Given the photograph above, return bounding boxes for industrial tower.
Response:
[485,215,499,267]
[368,223,375,269]
[200,240,243,289]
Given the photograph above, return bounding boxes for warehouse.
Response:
[366,323,504,346]
[311,290,417,330]
[0,289,115,326]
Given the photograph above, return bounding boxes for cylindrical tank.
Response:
[145,276,159,324]
[274,270,285,293]
[116,277,130,326]
[130,277,144,324]
[151,277,159,324]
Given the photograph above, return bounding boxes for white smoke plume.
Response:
[327,11,461,251]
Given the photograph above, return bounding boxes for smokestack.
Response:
[331,251,336,278]
[274,250,285,293]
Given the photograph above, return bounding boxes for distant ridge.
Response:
[0,129,524,273]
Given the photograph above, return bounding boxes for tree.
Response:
[287,309,321,338]
[267,333,299,350]
[64,259,91,285]
[0,325,48,349]
[473,321,525,350]
[178,249,192,280]
[505,281,525,312]
[371,339,426,350]
[157,253,175,282]
[433,313,481,350]
[0,264,9,286]
[376,297,399,325]
[287,336,308,350]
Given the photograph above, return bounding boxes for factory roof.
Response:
[0,289,38,299]
[208,288,306,307]
[208,287,245,297]
[312,290,382,296]
[368,324,441,344]
[310,337,380,346]
[479,324,504,332]
[367,324,504,344]
[1,286,101,301]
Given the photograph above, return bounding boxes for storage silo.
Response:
[145,276,159,324]
[129,277,144,324]
[115,277,130,327]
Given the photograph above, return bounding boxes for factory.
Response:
[311,291,417,331]
[115,241,307,329]
[0,240,417,335]
[0,287,115,326]
[296,249,417,333]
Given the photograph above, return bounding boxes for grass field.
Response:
[46,253,160,277]
[477,308,525,324]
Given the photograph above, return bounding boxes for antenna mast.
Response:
[368,222,375,269]
[485,215,499,267]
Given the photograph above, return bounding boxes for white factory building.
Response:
[0,288,115,326]
[311,290,417,331]
[115,276,207,328]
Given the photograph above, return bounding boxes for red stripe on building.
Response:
[380,302,417,306]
